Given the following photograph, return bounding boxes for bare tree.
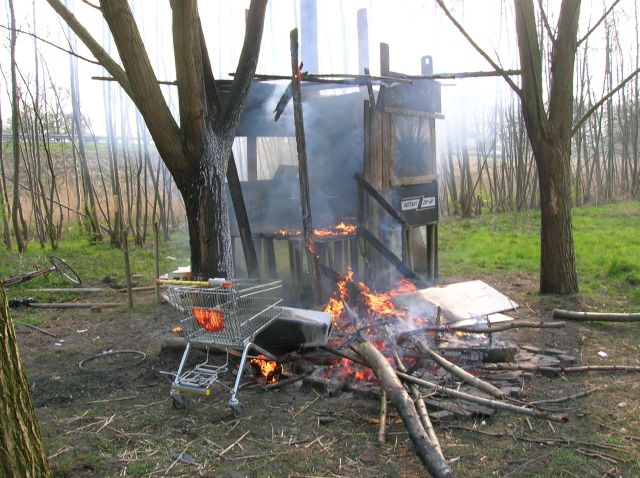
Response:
[437,0,637,294]
[47,0,266,278]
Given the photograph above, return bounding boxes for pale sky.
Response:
[1,0,637,144]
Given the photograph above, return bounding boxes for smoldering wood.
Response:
[410,339,505,399]
[354,339,454,478]
[553,308,640,322]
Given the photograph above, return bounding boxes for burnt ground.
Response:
[11,272,640,477]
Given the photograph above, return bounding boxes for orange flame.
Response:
[250,356,282,383]
[323,269,353,326]
[274,222,357,239]
[170,326,183,334]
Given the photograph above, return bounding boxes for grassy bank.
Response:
[439,200,640,309]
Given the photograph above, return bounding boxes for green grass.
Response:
[0,228,190,296]
[439,201,640,307]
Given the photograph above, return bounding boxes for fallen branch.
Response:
[18,323,57,337]
[483,364,640,374]
[354,339,454,477]
[378,390,387,445]
[529,387,600,405]
[28,302,123,309]
[26,288,104,294]
[392,348,443,459]
[398,320,565,339]
[396,371,567,423]
[553,309,640,322]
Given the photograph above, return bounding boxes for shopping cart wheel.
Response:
[229,401,244,417]
[171,393,186,410]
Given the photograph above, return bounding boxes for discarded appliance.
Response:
[255,306,332,354]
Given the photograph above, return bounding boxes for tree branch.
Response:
[0,24,100,65]
[170,0,206,159]
[514,0,547,140]
[217,0,268,138]
[435,0,522,97]
[548,0,581,128]
[45,0,132,96]
[536,0,556,43]
[577,0,621,47]
[98,0,186,175]
[571,66,640,136]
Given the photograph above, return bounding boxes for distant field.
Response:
[439,200,640,308]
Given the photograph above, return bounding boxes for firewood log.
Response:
[354,338,455,478]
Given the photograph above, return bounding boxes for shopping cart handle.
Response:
[155,278,233,288]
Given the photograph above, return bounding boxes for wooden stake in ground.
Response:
[122,230,133,308]
[290,28,322,304]
[153,221,160,304]
[354,338,454,478]
[0,285,52,477]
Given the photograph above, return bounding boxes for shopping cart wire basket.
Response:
[163,278,283,415]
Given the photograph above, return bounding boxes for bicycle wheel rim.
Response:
[49,256,82,286]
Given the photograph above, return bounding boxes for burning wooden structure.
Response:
[219,37,442,301]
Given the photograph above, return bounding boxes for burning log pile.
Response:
[283,272,577,476]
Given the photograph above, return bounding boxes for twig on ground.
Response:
[529,387,600,405]
[218,431,250,458]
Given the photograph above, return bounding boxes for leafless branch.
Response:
[572,66,640,136]
[0,24,100,65]
[577,0,621,46]
[80,0,100,10]
[537,0,556,43]
[45,0,133,97]
[434,0,522,97]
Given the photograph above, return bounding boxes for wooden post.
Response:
[227,154,260,278]
[247,136,258,181]
[263,237,277,279]
[122,230,133,308]
[290,28,322,304]
[153,221,160,304]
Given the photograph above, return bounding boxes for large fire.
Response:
[323,268,421,328]
[322,269,426,382]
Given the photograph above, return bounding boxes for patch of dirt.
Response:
[11,276,640,477]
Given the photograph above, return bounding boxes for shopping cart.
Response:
[162,278,283,416]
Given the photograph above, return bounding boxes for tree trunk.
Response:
[179,135,233,279]
[515,0,580,294]
[0,286,52,478]
[9,0,26,253]
[535,140,578,294]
